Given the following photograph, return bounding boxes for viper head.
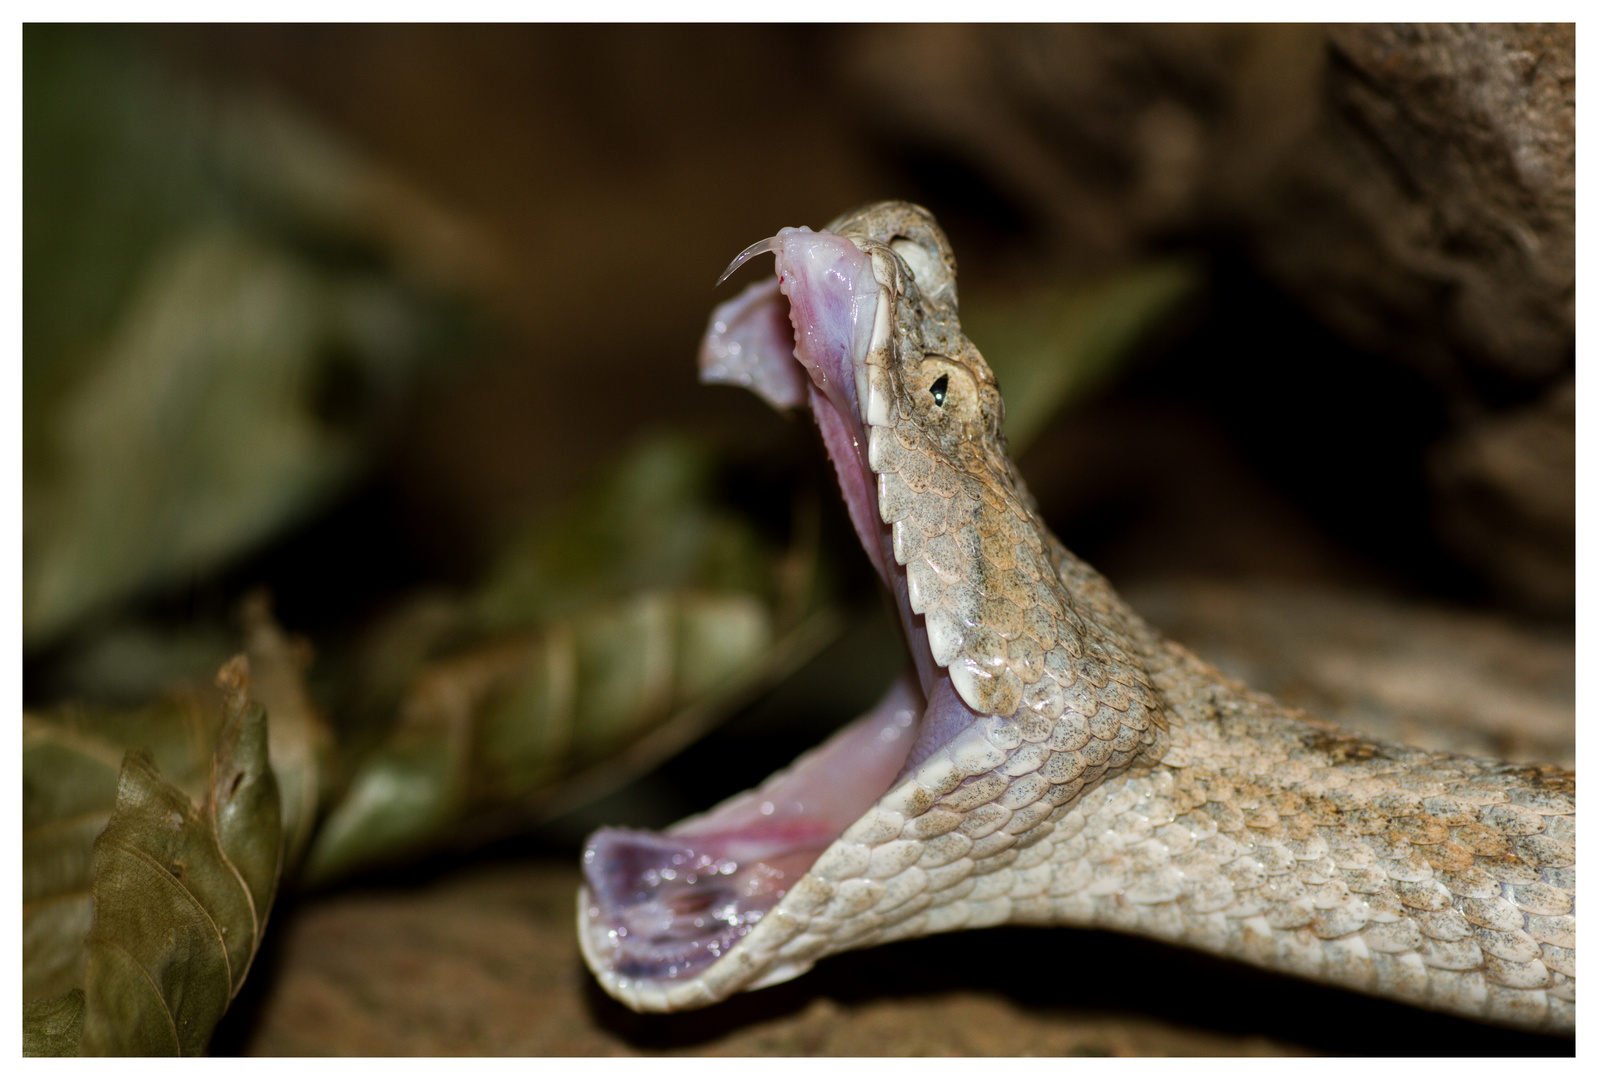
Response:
[703,201,1087,721]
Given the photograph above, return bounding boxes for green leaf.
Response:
[24,27,484,648]
[22,656,289,1055]
[239,591,332,865]
[964,259,1200,454]
[22,989,85,1057]
[22,699,213,1010]
[472,434,774,631]
[77,661,282,1055]
[304,588,835,885]
[22,600,329,1041]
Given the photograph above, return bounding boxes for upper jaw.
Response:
[698,220,914,562]
[699,206,1031,721]
[698,222,893,577]
[708,225,907,430]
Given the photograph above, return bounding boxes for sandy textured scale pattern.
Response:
[1012,633,1577,1033]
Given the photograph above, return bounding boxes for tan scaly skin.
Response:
[577,202,1575,1033]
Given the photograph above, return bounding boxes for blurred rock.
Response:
[1429,376,1575,614]
[1124,579,1574,769]
[844,24,1572,384]
[843,26,1314,258]
[1264,25,1574,388]
[843,24,1574,612]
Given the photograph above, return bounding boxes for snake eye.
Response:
[930,374,949,407]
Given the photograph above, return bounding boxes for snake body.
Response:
[578,202,1575,1033]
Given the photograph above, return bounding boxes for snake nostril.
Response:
[930,374,949,407]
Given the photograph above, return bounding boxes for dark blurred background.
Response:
[23,24,1574,1056]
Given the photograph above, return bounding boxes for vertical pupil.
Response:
[930,374,949,407]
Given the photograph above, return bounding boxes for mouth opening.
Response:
[581,675,920,983]
[582,225,963,998]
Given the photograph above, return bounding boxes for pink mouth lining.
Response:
[770,228,891,584]
[582,677,922,982]
[700,229,889,580]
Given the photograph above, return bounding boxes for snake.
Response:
[576,201,1575,1034]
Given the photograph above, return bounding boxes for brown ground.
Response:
[243,863,1303,1057]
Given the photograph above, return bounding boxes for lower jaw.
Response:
[578,672,927,993]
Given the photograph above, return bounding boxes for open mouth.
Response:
[578,208,1156,1011]
[579,222,970,1006]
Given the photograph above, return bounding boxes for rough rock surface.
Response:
[1125,580,1574,770]
[1248,25,1575,391]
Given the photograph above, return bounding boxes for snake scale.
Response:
[577,202,1575,1035]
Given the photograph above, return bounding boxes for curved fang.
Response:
[715,236,779,287]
